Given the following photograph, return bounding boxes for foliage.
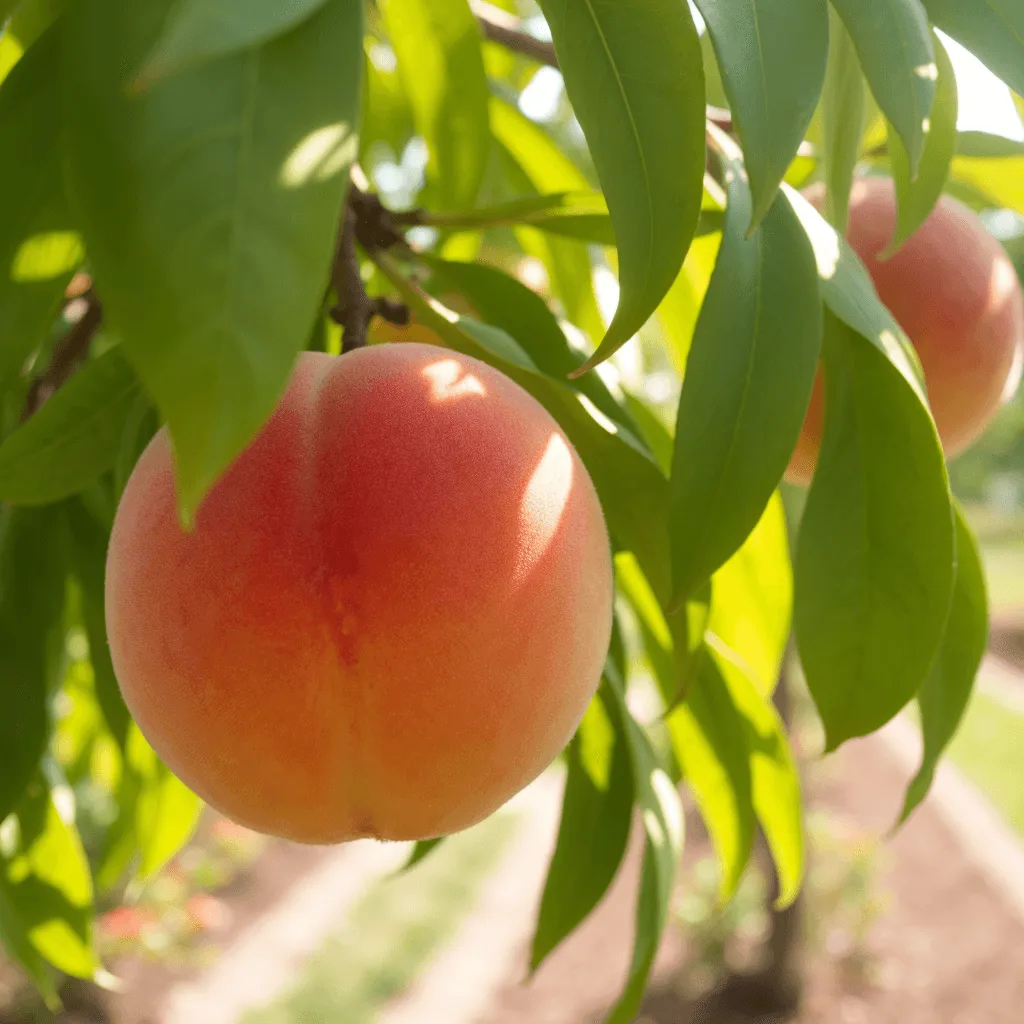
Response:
[0,0,1021,1014]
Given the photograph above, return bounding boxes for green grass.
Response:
[243,813,517,1024]
[946,691,1024,835]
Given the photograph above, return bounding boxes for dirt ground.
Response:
[480,734,1024,1024]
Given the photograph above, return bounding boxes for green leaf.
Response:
[0,506,67,822]
[602,662,683,1024]
[665,652,754,902]
[65,499,130,748]
[922,0,1024,98]
[794,312,954,750]
[0,767,97,978]
[657,231,721,374]
[0,886,57,1009]
[490,99,604,344]
[397,838,444,873]
[669,159,821,605]
[539,0,705,374]
[900,503,988,822]
[384,0,489,211]
[63,0,363,523]
[425,257,638,436]
[708,493,792,696]
[377,257,674,605]
[0,28,80,400]
[532,681,633,970]
[705,644,803,907]
[949,154,1024,216]
[955,131,1024,159]
[114,395,159,502]
[830,0,935,174]
[820,8,867,234]
[694,0,828,230]
[138,0,332,86]
[884,31,957,256]
[0,348,142,505]
[100,724,203,886]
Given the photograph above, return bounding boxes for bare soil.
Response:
[480,734,1024,1024]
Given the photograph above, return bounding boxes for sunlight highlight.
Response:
[512,433,573,587]
[11,232,84,283]
[422,359,486,402]
[280,124,357,189]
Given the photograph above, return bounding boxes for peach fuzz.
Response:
[786,177,1024,486]
[106,343,613,844]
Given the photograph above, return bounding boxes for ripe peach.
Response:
[786,177,1024,486]
[106,343,612,844]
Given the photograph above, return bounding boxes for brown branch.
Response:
[330,177,410,352]
[21,292,102,421]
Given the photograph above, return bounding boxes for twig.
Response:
[329,177,411,352]
[21,292,102,421]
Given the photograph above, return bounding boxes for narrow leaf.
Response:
[707,644,804,907]
[900,503,988,822]
[603,662,684,1024]
[830,0,935,174]
[0,768,97,978]
[65,499,130,748]
[398,838,444,873]
[0,348,142,505]
[0,28,79,399]
[694,0,828,230]
[425,258,639,436]
[532,681,633,970]
[955,132,1024,159]
[0,506,66,822]
[538,0,705,373]
[670,161,821,605]
[138,0,332,85]
[794,312,954,750]
[922,0,1024,98]
[884,31,958,256]
[384,0,489,211]
[63,0,363,522]
[820,8,867,234]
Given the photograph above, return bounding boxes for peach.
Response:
[786,177,1024,486]
[106,343,612,844]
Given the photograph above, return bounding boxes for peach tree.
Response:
[0,0,1022,1016]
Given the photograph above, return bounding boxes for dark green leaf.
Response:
[65,499,130,748]
[603,662,683,1024]
[922,0,1024,98]
[113,395,159,502]
[539,0,705,373]
[830,0,935,173]
[0,349,142,505]
[885,31,957,256]
[425,258,638,436]
[670,157,821,605]
[900,503,988,822]
[0,28,80,400]
[63,0,362,522]
[0,887,57,1008]
[138,0,332,85]
[532,681,633,970]
[820,8,867,234]
[694,0,828,230]
[384,0,489,211]
[794,312,954,750]
[0,506,67,821]
[0,767,97,978]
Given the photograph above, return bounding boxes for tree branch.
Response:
[21,292,103,421]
